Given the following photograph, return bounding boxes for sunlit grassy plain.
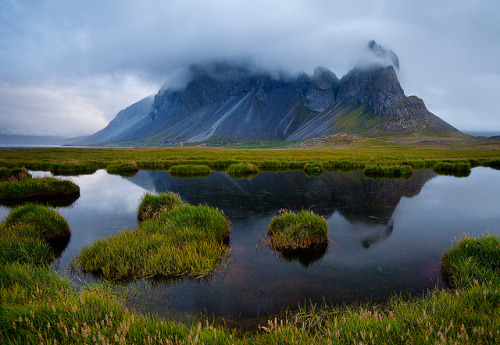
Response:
[1,138,500,343]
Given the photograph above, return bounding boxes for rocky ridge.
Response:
[84,41,460,145]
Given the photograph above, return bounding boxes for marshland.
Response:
[1,145,500,343]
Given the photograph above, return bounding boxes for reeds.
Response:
[267,209,329,251]
[0,177,80,199]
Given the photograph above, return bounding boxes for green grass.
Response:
[227,162,259,175]
[0,146,499,175]
[73,201,231,280]
[105,162,139,175]
[267,210,329,251]
[2,204,500,343]
[303,162,324,176]
[0,205,70,265]
[136,192,184,222]
[0,177,80,200]
[168,164,211,177]
[3,204,70,239]
[364,164,413,178]
[0,167,31,181]
[434,162,472,177]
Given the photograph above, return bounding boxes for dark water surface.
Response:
[2,168,499,322]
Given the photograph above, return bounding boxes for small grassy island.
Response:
[303,162,324,176]
[227,162,259,175]
[72,193,231,280]
[267,209,329,251]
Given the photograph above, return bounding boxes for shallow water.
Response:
[2,168,499,322]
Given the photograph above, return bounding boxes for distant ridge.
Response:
[81,41,461,146]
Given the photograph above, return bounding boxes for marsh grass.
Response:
[267,210,329,251]
[105,162,139,175]
[73,202,231,280]
[227,162,259,175]
[0,177,80,199]
[364,165,413,178]
[0,167,31,181]
[2,208,500,344]
[303,162,324,176]
[169,164,211,177]
[137,192,183,222]
[434,162,472,177]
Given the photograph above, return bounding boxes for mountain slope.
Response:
[85,42,460,145]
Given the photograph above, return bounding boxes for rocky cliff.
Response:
[84,41,460,145]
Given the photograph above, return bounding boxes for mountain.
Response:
[83,41,460,145]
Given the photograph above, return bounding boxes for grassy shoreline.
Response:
[0,146,499,176]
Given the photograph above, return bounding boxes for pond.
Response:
[1,167,499,323]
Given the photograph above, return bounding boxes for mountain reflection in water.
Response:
[128,169,435,250]
[4,168,498,321]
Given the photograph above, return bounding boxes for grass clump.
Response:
[105,162,139,175]
[0,167,31,181]
[364,165,413,178]
[0,177,80,200]
[0,205,70,265]
[434,161,472,177]
[303,162,324,176]
[73,200,231,280]
[168,164,211,177]
[137,192,183,222]
[441,234,500,289]
[267,210,329,251]
[3,203,70,239]
[227,162,259,175]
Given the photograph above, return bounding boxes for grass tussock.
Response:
[227,162,259,175]
[267,209,329,251]
[0,177,80,200]
[169,164,211,177]
[364,165,413,178]
[2,200,500,345]
[434,162,472,177]
[73,201,231,280]
[303,162,324,176]
[0,205,70,265]
[136,192,183,222]
[0,167,31,181]
[105,162,139,175]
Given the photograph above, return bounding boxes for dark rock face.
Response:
[85,42,460,145]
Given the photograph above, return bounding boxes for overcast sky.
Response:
[1,0,499,137]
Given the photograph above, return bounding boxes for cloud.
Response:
[0,0,499,135]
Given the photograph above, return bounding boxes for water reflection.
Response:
[1,168,499,322]
[128,169,435,249]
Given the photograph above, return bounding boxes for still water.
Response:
[1,168,499,321]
